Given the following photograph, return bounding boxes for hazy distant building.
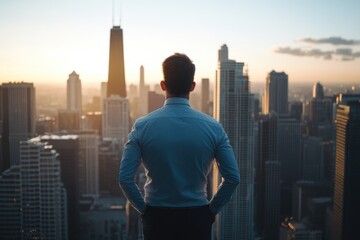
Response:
[100,82,107,112]
[58,109,80,132]
[333,98,360,240]
[137,65,148,117]
[78,130,99,195]
[36,116,55,135]
[313,82,324,100]
[262,70,288,115]
[148,91,164,113]
[20,139,68,240]
[0,82,36,172]
[83,112,102,135]
[214,44,254,240]
[201,78,210,115]
[67,71,82,113]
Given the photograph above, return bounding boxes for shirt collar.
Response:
[164,97,190,106]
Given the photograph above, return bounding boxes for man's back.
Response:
[119,53,239,240]
[136,97,223,207]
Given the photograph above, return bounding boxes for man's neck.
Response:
[166,93,190,100]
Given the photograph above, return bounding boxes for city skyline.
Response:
[1,0,359,87]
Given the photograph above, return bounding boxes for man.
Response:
[119,53,240,240]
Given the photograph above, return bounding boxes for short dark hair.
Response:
[162,53,195,97]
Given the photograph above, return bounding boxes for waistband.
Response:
[146,204,209,210]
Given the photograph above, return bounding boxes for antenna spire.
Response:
[112,0,122,27]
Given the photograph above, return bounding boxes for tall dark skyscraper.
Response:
[0,82,35,172]
[333,97,360,240]
[107,26,126,98]
[262,70,288,115]
[256,113,281,240]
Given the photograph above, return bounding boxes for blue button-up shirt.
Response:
[119,98,240,214]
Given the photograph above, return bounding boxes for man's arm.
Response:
[118,123,146,214]
[209,126,240,215]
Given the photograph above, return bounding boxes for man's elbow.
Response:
[118,174,132,189]
[229,174,240,186]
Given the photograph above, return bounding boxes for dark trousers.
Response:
[141,205,215,240]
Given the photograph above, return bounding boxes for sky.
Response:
[0,0,359,88]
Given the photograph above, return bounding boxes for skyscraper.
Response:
[201,78,210,115]
[277,116,302,216]
[256,113,281,240]
[107,26,126,98]
[78,130,99,195]
[214,44,254,240]
[103,25,130,145]
[0,165,21,239]
[20,139,68,240]
[0,82,35,172]
[102,95,130,144]
[38,134,80,240]
[137,65,148,117]
[333,97,360,240]
[313,82,324,100]
[262,70,288,115]
[67,71,82,113]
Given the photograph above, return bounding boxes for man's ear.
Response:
[190,82,196,92]
[160,80,167,91]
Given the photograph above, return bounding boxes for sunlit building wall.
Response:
[213,44,254,240]
[67,71,82,113]
[78,130,99,196]
[107,26,126,98]
[102,96,130,145]
[201,78,210,115]
[262,70,288,115]
[333,99,360,240]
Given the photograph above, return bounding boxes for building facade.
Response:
[213,44,255,240]
[333,98,360,240]
[0,82,35,172]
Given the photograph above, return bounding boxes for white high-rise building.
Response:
[78,130,99,195]
[20,139,68,240]
[213,44,255,240]
[67,71,82,113]
[102,95,130,145]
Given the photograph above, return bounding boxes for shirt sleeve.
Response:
[118,122,146,214]
[209,125,240,215]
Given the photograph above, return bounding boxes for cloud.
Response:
[275,47,332,60]
[301,37,360,46]
[275,47,360,61]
